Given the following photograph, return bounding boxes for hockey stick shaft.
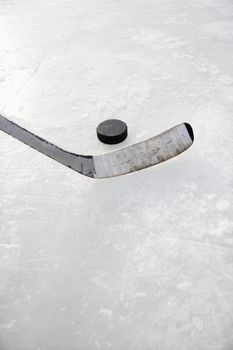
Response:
[0,114,95,177]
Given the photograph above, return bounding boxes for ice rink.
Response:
[0,0,233,349]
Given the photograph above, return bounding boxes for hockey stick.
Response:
[0,114,194,178]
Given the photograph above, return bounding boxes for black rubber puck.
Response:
[96,119,128,144]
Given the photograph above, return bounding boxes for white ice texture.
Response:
[0,0,233,349]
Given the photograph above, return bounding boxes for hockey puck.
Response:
[96,119,128,144]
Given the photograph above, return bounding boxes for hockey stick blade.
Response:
[0,114,194,179]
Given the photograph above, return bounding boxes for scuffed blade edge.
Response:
[93,123,194,179]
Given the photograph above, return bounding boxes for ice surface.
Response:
[0,0,233,349]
